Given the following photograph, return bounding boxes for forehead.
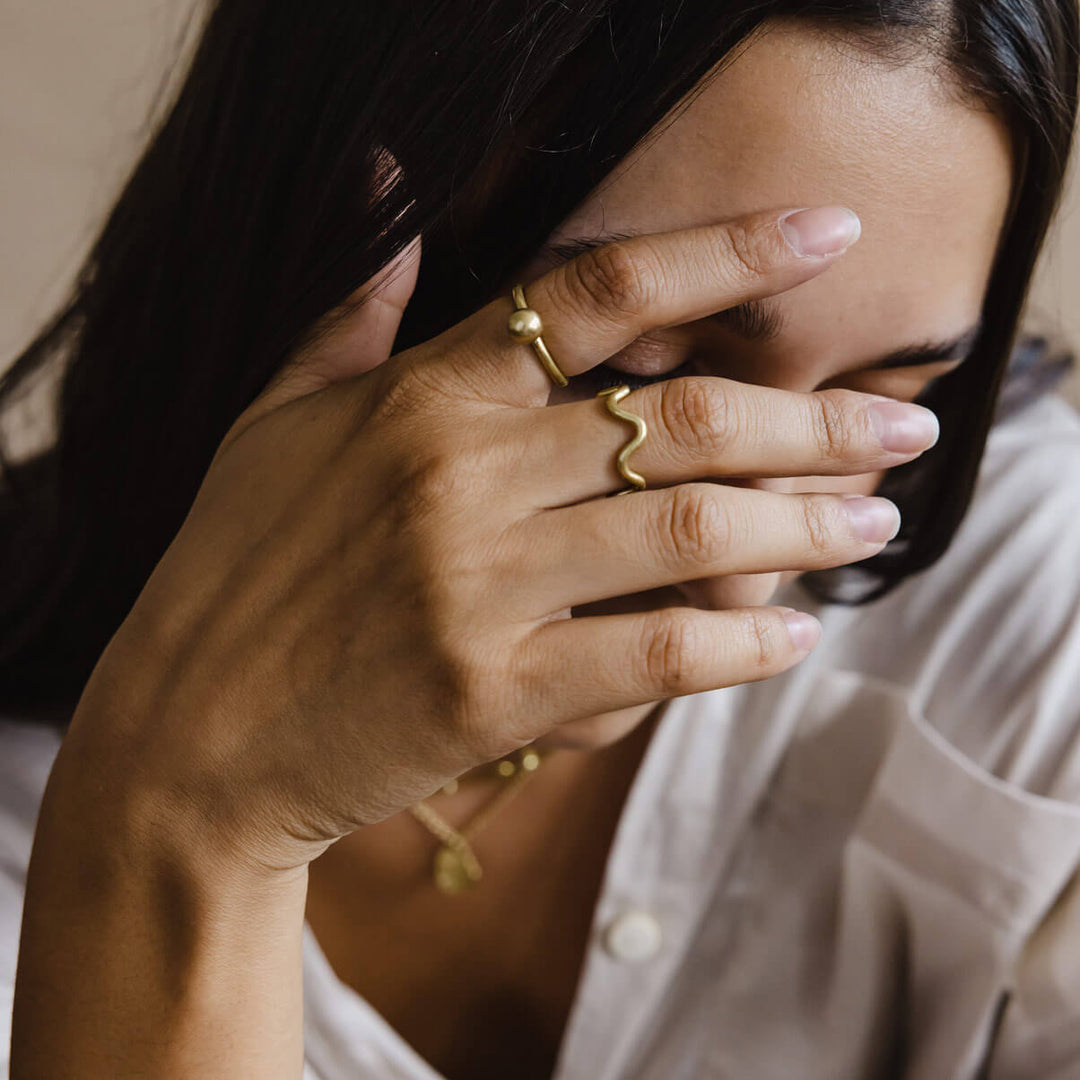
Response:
[549,20,1013,379]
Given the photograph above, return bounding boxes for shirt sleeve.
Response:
[0,718,64,1076]
[0,869,24,1076]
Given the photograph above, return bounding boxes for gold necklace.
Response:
[407,747,545,894]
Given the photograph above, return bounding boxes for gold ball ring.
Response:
[508,284,569,388]
[598,385,648,495]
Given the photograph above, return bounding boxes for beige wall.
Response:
[2,3,1079,424]
[0,2,201,363]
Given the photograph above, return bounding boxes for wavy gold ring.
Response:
[597,385,648,495]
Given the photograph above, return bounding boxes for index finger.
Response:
[429,205,861,406]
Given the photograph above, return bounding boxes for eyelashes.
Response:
[574,358,696,394]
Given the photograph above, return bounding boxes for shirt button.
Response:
[602,910,664,962]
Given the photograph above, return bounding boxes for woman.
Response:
[2,0,1079,1077]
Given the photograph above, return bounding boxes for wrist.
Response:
[50,696,311,892]
[15,718,309,1079]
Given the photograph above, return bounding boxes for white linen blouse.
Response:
[2,392,1080,1080]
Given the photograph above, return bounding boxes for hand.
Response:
[68,206,934,873]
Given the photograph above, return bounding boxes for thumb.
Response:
[241,235,421,428]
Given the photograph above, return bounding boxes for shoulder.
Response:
[826,394,1080,802]
[978,392,1080,527]
[932,392,1080,641]
[849,392,1080,642]
[924,392,1080,627]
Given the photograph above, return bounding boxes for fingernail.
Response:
[868,401,940,453]
[779,207,862,258]
[783,611,822,653]
[842,495,901,543]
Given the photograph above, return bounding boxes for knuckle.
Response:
[641,612,702,696]
[741,610,784,671]
[662,485,728,568]
[566,241,655,317]
[390,434,475,525]
[422,622,518,745]
[812,390,857,460]
[449,655,513,758]
[657,378,735,459]
[370,363,434,423]
[800,494,838,560]
[720,221,770,281]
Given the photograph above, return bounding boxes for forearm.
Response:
[10,722,309,1079]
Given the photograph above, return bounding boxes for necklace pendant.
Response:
[434,844,483,894]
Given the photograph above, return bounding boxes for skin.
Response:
[11,20,1015,1080]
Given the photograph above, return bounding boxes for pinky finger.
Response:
[521,605,821,724]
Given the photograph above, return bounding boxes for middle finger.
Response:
[507,376,939,506]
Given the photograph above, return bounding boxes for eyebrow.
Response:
[543,232,980,373]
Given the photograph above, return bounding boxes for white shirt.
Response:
[3,392,1080,1080]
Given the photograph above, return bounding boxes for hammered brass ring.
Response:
[597,385,648,495]
[507,284,569,388]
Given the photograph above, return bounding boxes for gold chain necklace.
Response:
[406,747,546,894]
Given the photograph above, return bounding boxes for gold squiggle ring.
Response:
[597,385,648,495]
[507,284,569,388]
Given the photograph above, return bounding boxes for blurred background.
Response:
[2,0,1078,451]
